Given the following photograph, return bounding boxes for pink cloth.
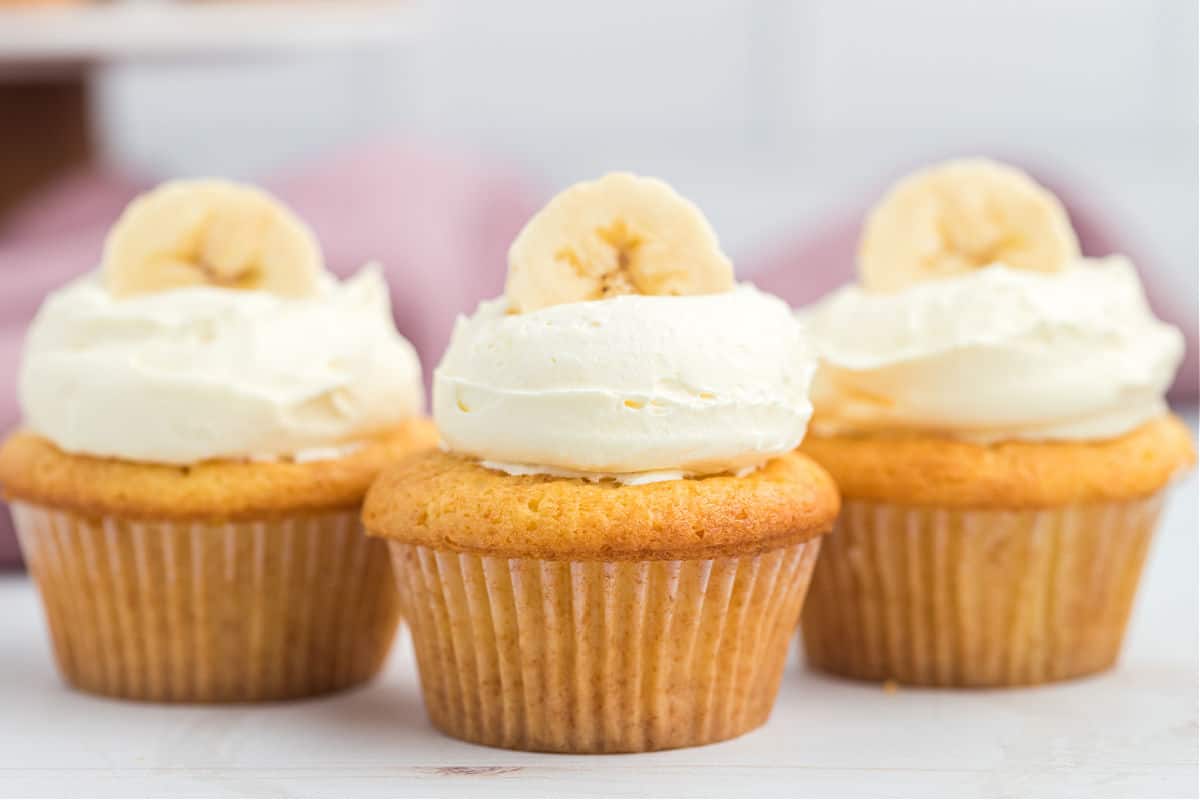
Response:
[1,151,1194,568]
[0,140,541,567]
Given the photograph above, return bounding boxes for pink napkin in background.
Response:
[0,149,1195,568]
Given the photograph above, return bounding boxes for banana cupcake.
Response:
[364,173,839,753]
[798,159,1194,687]
[0,180,436,702]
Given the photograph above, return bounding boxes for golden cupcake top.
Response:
[364,449,838,560]
[0,418,438,520]
[801,415,1194,509]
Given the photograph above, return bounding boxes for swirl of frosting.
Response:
[20,265,423,464]
[434,284,814,482]
[803,257,1183,442]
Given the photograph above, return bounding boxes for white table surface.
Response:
[0,471,1195,798]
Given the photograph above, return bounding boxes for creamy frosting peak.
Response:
[434,284,815,479]
[20,265,424,464]
[804,257,1183,442]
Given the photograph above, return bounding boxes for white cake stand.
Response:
[0,0,424,218]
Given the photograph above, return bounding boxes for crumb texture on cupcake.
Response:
[364,449,838,560]
[0,417,438,520]
[801,414,1194,509]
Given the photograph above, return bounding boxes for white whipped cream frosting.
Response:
[803,256,1183,442]
[434,284,815,482]
[20,266,424,464]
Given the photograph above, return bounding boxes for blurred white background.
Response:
[94,0,1198,293]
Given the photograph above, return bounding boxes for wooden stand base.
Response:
[0,76,91,221]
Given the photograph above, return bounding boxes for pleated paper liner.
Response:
[390,539,821,753]
[801,494,1167,687]
[12,502,400,702]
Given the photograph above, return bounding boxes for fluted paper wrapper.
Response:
[390,540,821,753]
[801,494,1167,687]
[12,503,400,702]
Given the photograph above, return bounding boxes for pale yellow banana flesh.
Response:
[505,172,734,313]
[858,158,1080,292]
[102,179,323,299]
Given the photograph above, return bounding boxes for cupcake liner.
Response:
[389,539,821,753]
[801,494,1167,687]
[12,502,400,702]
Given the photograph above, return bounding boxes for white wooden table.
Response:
[0,470,1195,798]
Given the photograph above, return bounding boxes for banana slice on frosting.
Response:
[858,158,1080,292]
[505,172,734,313]
[102,179,323,299]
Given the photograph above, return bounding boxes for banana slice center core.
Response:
[173,212,266,290]
[938,212,1024,270]
[555,219,652,301]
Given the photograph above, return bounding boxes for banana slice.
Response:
[858,158,1080,292]
[102,179,323,299]
[505,172,734,313]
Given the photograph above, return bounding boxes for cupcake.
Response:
[797,159,1194,687]
[0,180,436,702]
[363,173,839,753]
